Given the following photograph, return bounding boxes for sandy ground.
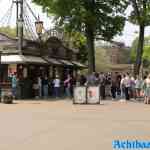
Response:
[0,99,149,150]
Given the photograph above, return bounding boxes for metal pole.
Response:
[16,1,19,37]
[13,0,19,37]
[18,0,23,54]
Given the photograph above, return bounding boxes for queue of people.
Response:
[79,72,150,104]
[85,72,150,104]
[9,71,150,104]
[32,74,74,99]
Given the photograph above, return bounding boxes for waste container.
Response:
[73,86,100,104]
[0,82,13,104]
[87,86,100,104]
[73,86,87,104]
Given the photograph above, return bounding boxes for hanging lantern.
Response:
[35,17,43,36]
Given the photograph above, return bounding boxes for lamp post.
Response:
[35,18,43,41]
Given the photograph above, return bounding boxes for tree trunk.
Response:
[85,25,95,74]
[134,25,145,76]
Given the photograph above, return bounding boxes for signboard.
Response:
[8,64,17,77]
[87,86,100,104]
[73,86,87,104]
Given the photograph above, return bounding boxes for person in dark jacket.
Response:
[42,75,49,98]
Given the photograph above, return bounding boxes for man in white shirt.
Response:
[124,73,131,100]
[120,74,126,100]
[38,76,42,98]
[53,75,61,98]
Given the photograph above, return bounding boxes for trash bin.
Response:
[1,82,13,104]
[73,86,87,104]
[87,86,100,104]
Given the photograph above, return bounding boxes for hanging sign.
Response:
[8,64,17,77]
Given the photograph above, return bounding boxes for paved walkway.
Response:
[0,99,150,150]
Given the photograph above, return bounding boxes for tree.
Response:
[33,0,128,73]
[131,36,150,68]
[63,31,87,63]
[129,0,150,76]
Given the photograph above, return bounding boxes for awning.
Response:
[44,57,62,65]
[71,61,87,68]
[59,59,74,66]
[1,55,48,64]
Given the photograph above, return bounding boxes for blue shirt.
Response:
[12,76,17,88]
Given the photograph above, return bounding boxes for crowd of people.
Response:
[85,72,150,104]
[10,73,76,99]
[10,71,150,104]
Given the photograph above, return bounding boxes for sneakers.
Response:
[120,99,126,102]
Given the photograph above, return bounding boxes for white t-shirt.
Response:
[38,77,42,87]
[53,79,60,87]
[124,76,131,88]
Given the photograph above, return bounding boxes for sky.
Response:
[0,0,150,46]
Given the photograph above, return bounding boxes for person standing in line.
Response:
[11,72,18,99]
[130,75,136,99]
[142,76,147,103]
[99,73,106,100]
[53,75,61,99]
[111,73,117,100]
[64,74,72,98]
[144,74,150,104]
[120,74,126,100]
[42,75,49,99]
[38,76,42,98]
[86,72,96,86]
[124,73,131,100]
[33,78,39,99]
[116,74,121,98]
[135,75,142,99]
[79,74,87,86]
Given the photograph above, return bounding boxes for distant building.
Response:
[96,40,133,72]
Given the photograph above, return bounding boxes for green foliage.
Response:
[143,46,150,60]
[33,0,128,40]
[129,0,150,26]
[63,30,88,63]
[0,26,16,37]
[129,0,150,75]
[33,0,128,72]
[131,36,150,66]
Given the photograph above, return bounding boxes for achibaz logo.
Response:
[113,140,150,149]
